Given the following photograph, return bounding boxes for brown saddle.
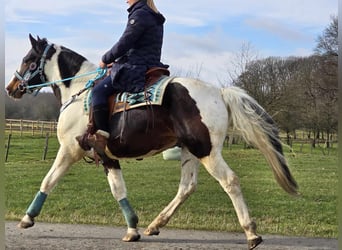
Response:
[145,67,170,87]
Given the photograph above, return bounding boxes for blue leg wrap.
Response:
[26,191,47,218]
[119,198,138,228]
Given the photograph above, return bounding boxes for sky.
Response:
[5,0,337,87]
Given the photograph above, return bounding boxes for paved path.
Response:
[5,221,337,250]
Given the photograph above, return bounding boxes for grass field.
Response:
[4,133,338,238]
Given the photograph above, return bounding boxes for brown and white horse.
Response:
[6,34,298,250]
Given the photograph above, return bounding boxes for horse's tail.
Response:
[221,86,298,195]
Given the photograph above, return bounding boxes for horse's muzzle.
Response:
[6,82,25,99]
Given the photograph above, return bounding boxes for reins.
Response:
[59,67,108,113]
[26,67,106,91]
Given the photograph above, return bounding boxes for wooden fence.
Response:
[5,119,57,136]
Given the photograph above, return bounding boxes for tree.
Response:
[234,56,297,113]
[314,16,338,56]
[314,15,338,100]
[234,56,306,141]
[222,41,259,87]
[313,16,338,146]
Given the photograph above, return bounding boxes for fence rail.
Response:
[5,119,57,136]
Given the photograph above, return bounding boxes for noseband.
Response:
[14,44,52,94]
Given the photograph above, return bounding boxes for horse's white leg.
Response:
[144,148,199,236]
[106,168,140,242]
[200,151,262,250]
[18,144,83,229]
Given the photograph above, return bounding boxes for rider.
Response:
[79,0,168,154]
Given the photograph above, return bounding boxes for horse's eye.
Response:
[22,61,30,67]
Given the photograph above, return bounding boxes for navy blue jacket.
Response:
[102,0,168,92]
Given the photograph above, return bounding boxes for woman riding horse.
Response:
[79,0,169,155]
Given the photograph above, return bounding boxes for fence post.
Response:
[40,121,44,136]
[31,121,33,136]
[9,120,13,134]
[20,119,23,137]
[5,134,12,162]
[42,133,50,160]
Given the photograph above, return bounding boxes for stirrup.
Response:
[76,133,91,151]
[87,130,109,155]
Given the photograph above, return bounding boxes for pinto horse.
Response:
[6,35,298,250]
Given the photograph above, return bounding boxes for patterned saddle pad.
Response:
[84,76,173,114]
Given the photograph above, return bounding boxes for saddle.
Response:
[87,67,170,134]
[145,67,170,86]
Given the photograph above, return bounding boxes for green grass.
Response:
[4,133,337,238]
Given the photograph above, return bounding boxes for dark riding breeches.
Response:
[91,75,120,107]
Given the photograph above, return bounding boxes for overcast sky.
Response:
[5,0,337,87]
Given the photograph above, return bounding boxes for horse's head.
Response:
[6,34,56,99]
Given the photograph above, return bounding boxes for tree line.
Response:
[5,92,60,121]
[230,16,337,147]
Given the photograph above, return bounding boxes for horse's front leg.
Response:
[144,148,199,236]
[18,144,83,229]
[106,167,140,242]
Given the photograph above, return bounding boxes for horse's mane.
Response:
[55,46,88,88]
[36,36,49,47]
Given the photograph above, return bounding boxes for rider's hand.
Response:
[99,61,107,69]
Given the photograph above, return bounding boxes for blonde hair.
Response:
[147,0,159,13]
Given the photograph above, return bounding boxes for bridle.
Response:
[11,41,108,112]
[14,43,53,94]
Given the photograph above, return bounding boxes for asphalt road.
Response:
[5,221,337,250]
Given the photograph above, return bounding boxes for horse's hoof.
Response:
[248,236,263,250]
[122,233,141,242]
[17,215,35,229]
[144,227,160,236]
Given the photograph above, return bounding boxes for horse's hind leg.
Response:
[144,147,199,236]
[18,145,82,229]
[106,168,140,242]
[200,151,262,250]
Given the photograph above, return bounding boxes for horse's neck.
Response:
[46,58,97,105]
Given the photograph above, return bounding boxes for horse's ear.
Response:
[29,34,38,49]
[29,34,47,52]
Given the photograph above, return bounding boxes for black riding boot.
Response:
[93,104,110,133]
